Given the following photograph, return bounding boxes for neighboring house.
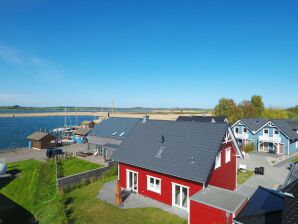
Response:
[112,120,243,223]
[87,117,141,160]
[235,162,298,224]
[176,115,228,123]
[73,128,92,143]
[232,118,298,155]
[27,132,57,149]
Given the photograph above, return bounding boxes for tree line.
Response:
[214,95,298,123]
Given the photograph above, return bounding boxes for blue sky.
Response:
[0,0,297,108]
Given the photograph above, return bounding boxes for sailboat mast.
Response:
[64,106,67,128]
[76,107,78,126]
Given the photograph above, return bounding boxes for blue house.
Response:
[232,118,298,155]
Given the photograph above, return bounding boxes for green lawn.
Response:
[237,170,254,185]
[57,157,102,178]
[65,176,186,224]
[292,157,298,163]
[0,159,67,224]
[1,159,184,224]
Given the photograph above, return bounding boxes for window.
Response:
[274,130,279,135]
[112,131,118,136]
[296,141,298,149]
[235,127,239,134]
[225,148,231,163]
[147,176,161,194]
[119,132,125,137]
[215,152,221,169]
[243,128,247,133]
[263,129,269,135]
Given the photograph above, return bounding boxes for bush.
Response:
[243,142,255,153]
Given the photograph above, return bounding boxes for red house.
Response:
[112,120,244,223]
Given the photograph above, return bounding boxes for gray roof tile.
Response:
[241,118,268,132]
[272,119,298,141]
[88,117,141,139]
[176,116,227,123]
[112,120,229,183]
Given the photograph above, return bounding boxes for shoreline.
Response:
[0,111,210,120]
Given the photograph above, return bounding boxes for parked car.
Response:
[46,148,63,158]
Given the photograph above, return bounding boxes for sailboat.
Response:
[52,106,76,144]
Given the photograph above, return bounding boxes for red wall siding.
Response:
[119,163,203,206]
[208,142,237,191]
[190,200,234,224]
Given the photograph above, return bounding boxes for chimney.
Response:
[142,115,149,123]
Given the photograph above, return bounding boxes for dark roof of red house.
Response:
[112,120,233,184]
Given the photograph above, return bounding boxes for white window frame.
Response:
[171,182,189,211]
[146,175,161,194]
[235,127,239,134]
[243,127,247,133]
[274,130,279,135]
[225,147,231,163]
[215,152,221,169]
[126,169,138,193]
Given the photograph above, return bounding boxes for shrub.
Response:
[243,142,255,153]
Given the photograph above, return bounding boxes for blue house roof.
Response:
[233,118,298,141]
[238,118,268,132]
[88,117,141,139]
[271,119,298,141]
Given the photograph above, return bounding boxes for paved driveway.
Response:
[236,151,290,198]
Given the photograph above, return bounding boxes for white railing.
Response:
[234,133,249,139]
[259,135,281,143]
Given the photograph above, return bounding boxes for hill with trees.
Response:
[214,95,298,123]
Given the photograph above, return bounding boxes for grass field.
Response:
[65,176,186,224]
[0,159,67,224]
[237,170,254,185]
[1,159,184,224]
[57,157,102,178]
[292,157,298,163]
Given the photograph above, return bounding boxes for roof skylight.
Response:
[112,131,118,136]
[155,146,165,158]
[119,131,125,137]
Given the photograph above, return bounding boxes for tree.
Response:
[251,95,264,116]
[238,100,258,118]
[262,108,288,119]
[214,98,238,122]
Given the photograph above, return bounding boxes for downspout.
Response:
[226,211,230,224]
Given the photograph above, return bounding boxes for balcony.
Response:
[234,132,249,139]
[259,135,281,143]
